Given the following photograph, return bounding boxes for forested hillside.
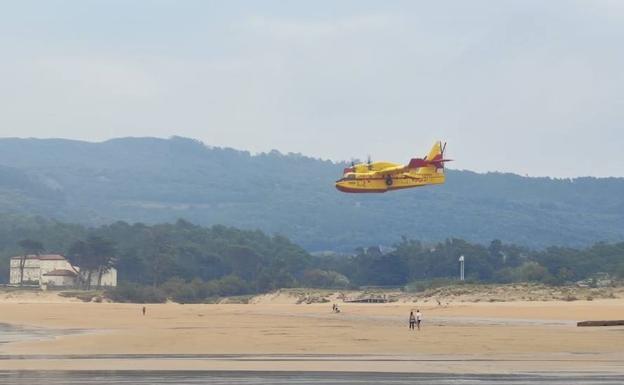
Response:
[0,136,623,250]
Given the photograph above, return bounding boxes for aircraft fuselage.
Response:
[335,171,445,193]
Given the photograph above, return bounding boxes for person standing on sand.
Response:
[409,311,416,330]
[142,306,146,316]
[416,309,422,330]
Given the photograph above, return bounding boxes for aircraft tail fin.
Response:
[407,141,451,172]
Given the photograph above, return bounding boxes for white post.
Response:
[459,255,465,281]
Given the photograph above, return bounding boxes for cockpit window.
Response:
[346,174,356,180]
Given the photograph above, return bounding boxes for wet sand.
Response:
[1,370,624,385]
[0,297,623,374]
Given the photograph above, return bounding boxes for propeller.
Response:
[343,159,357,175]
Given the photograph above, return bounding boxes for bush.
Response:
[58,290,102,302]
[161,277,214,303]
[255,270,297,292]
[155,275,252,303]
[495,262,554,284]
[107,283,167,303]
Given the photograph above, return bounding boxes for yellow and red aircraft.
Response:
[335,141,451,193]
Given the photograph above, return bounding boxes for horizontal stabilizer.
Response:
[408,141,452,169]
[408,157,452,169]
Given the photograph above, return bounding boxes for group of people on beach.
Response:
[331,304,421,331]
[409,310,422,330]
[142,302,421,333]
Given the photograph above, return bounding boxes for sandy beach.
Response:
[0,291,623,374]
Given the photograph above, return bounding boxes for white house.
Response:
[9,254,117,288]
[9,254,71,285]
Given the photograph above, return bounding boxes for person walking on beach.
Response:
[416,309,422,330]
[409,311,416,330]
[142,306,146,316]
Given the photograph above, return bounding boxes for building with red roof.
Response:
[9,254,117,288]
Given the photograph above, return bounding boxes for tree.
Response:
[66,240,88,287]
[225,245,264,281]
[67,236,116,289]
[516,261,552,283]
[143,230,176,287]
[16,239,44,285]
[89,236,116,288]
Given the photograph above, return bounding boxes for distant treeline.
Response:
[335,238,624,288]
[0,214,623,303]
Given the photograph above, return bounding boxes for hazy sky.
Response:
[1,1,623,177]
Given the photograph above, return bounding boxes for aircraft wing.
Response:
[368,165,408,176]
[401,172,423,180]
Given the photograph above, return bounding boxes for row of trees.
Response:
[318,238,624,287]
[3,217,624,302]
[4,219,313,292]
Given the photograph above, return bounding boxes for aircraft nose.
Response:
[335,182,349,192]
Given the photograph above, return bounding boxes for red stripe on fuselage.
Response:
[335,185,387,193]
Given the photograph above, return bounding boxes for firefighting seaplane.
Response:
[335,141,451,193]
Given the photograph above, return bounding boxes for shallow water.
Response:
[0,323,51,344]
[1,371,623,385]
[0,323,81,344]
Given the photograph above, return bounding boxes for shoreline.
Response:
[1,352,623,374]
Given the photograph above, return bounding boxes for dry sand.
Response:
[0,291,623,373]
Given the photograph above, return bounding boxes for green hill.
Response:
[0,136,622,251]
